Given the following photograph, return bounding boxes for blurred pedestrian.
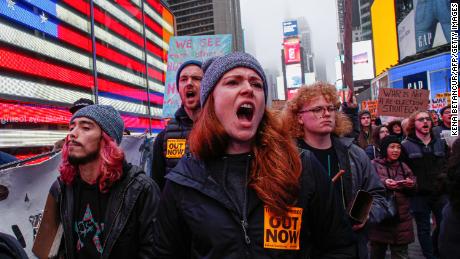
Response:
[439,137,460,259]
[357,110,374,149]
[369,135,416,259]
[388,120,404,142]
[153,53,356,258]
[365,125,390,160]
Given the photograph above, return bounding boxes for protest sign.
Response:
[162,35,233,118]
[377,88,430,117]
[361,100,378,118]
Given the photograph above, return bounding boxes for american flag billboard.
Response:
[0,0,174,154]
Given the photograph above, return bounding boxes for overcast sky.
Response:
[240,0,340,83]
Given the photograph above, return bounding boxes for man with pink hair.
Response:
[49,105,159,259]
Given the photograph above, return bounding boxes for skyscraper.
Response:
[166,0,244,51]
[297,18,315,74]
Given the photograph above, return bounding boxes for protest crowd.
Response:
[0,52,458,259]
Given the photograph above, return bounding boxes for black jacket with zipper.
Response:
[153,149,356,258]
[50,162,160,259]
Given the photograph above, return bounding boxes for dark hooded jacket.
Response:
[401,135,447,195]
[369,158,416,245]
[152,106,193,189]
[50,162,160,259]
[153,150,356,258]
[299,136,388,259]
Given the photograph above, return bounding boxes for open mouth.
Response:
[422,125,429,129]
[186,90,196,98]
[236,103,254,122]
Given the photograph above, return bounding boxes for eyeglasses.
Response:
[416,117,431,122]
[299,105,338,118]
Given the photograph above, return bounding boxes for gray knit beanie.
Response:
[200,52,268,107]
[175,60,202,91]
[71,105,124,145]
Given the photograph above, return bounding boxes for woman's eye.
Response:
[251,82,263,88]
[226,80,238,85]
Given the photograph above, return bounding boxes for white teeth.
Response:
[240,103,253,109]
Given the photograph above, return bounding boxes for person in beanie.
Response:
[53,98,96,151]
[151,60,203,190]
[282,82,388,259]
[356,110,374,149]
[48,105,159,259]
[154,52,356,258]
[369,135,416,259]
[402,110,447,259]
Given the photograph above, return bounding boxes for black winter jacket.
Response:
[50,162,160,259]
[401,135,447,195]
[152,106,193,190]
[153,150,357,258]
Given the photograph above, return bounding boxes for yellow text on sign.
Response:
[264,206,303,250]
[166,139,186,158]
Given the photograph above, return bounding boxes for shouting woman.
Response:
[153,52,356,258]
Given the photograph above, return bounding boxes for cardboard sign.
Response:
[377,88,429,117]
[166,139,186,158]
[361,100,378,118]
[264,206,302,250]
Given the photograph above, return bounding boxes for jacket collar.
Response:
[165,155,256,215]
[174,106,193,126]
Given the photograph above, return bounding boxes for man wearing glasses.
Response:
[283,82,387,259]
[402,111,448,259]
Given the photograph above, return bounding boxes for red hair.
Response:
[189,95,301,216]
[59,132,125,192]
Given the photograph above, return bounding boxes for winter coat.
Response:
[365,144,380,161]
[330,136,388,259]
[152,105,193,190]
[50,162,160,259]
[369,158,416,245]
[153,150,356,258]
[439,202,460,259]
[402,135,447,195]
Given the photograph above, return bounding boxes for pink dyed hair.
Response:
[59,132,125,192]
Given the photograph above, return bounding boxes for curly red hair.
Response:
[189,94,301,216]
[59,132,124,192]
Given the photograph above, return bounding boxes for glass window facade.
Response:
[0,0,174,159]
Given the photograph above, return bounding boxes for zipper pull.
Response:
[241,220,251,245]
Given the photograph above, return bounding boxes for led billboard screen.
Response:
[371,0,399,75]
[283,38,301,64]
[397,0,450,60]
[352,40,375,81]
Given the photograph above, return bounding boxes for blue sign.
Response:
[162,35,232,118]
[283,20,298,38]
[403,71,428,90]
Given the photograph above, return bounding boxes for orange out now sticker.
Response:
[264,206,303,250]
[166,139,186,158]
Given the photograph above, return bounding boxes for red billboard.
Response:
[283,38,301,64]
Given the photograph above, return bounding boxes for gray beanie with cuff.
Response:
[200,52,268,107]
[71,105,124,145]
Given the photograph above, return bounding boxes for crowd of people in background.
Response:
[0,52,458,259]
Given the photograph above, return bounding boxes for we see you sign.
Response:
[162,35,232,118]
[377,88,430,117]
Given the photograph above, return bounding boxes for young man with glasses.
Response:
[282,82,388,259]
[401,111,448,259]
